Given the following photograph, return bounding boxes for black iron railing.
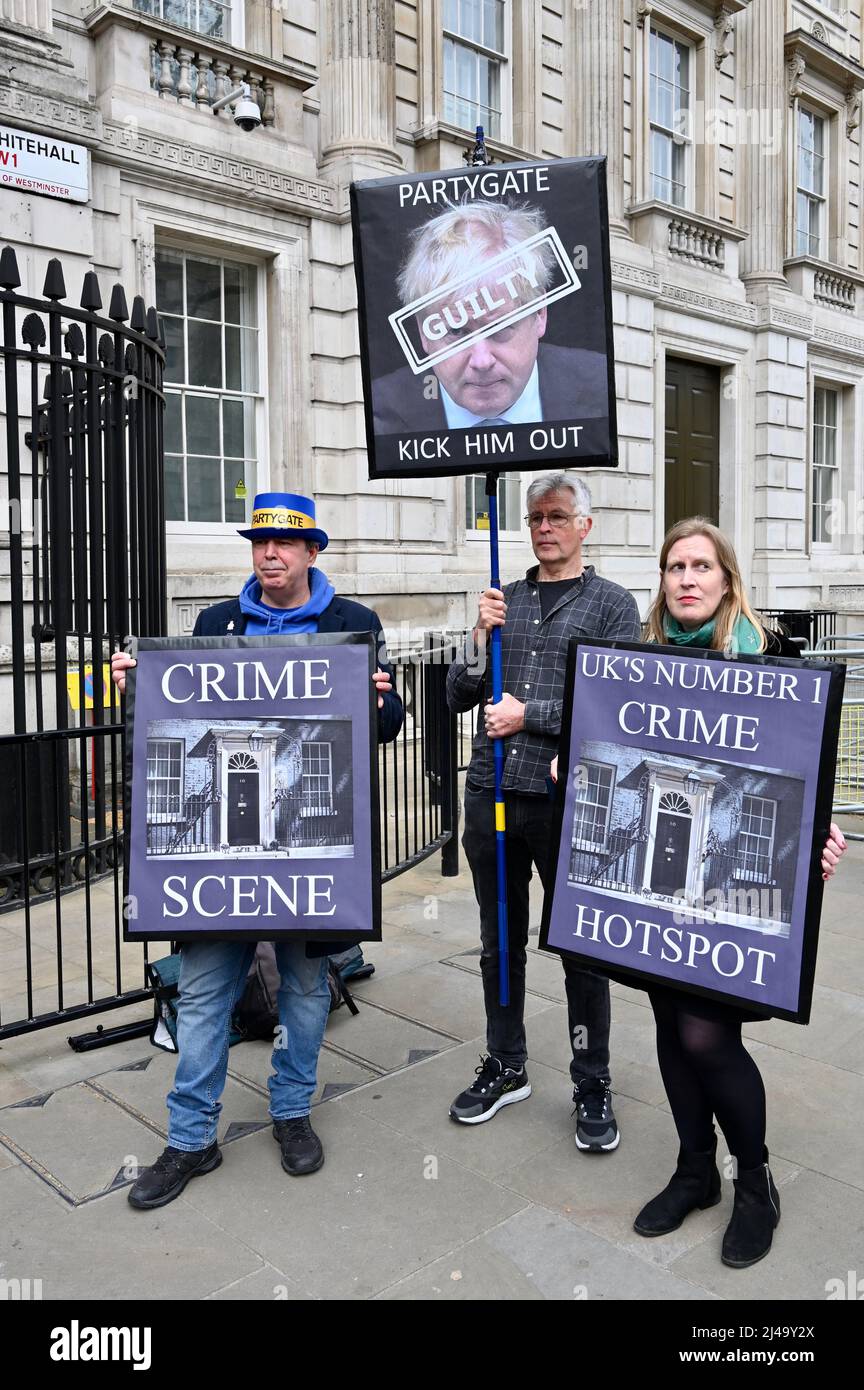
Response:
[0,247,166,1039]
[0,246,460,1043]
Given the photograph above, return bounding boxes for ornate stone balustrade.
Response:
[668,218,725,271]
[149,40,275,125]
[813,269,856,313]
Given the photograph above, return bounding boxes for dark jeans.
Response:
[462,784,611,1085]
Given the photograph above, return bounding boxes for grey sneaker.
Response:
[449,1054,531,1124]
[573,1078,620,1152]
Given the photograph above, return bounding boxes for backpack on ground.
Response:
[147,943,362,1053]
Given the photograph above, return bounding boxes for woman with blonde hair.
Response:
[635,517,845,1265]
[552,516,846,1267]
[644,516,770,655]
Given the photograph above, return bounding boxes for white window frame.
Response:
[737,795,777,883]
[156,242,267,538]
[133,0,243,48]
[301,742,334,817]
[441,0,512,144]
[465,471,523,541]
[648,23,694,212]
[811,383,841,547]
[146,738,185,823]
[796,105,828,259]
[571,761,616,854]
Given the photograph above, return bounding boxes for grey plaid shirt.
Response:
[447,564,642,794]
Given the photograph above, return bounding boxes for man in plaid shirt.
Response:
[446,471,640,1148]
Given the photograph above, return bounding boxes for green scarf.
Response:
[662,611,763,654]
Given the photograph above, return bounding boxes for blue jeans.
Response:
[167,940,331,1152]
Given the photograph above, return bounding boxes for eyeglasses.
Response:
[524,510,580,529]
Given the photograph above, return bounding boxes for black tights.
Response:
[649,989,766,1170]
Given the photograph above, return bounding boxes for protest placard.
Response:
[351,156,618,479]
[540,639,845,1021]
[123,634,380,942]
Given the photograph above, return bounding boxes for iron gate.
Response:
[0,246,459,1043]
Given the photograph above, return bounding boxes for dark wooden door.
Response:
[651,812,692,897]
[665,358,720,528]
[228,772,259,845]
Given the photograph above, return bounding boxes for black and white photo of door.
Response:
[227,752,260,847]
[650,792,692,896]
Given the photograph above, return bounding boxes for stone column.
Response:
[572,0,627,231]
[738,0,787,284]
[0,0,52,32]
[319,0,401,168]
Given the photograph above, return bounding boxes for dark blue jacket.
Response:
[191,590,403,956]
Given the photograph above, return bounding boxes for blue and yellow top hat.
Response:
[237,492,329,549]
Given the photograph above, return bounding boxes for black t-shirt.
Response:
[537,577,581,620]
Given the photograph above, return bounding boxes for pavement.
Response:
[1,836,863,1302]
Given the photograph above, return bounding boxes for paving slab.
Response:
[828,1024,864,1077]
[90,1062,270,1146]
[440,945,569,1005]
[355,960,550,1041]
[819,887,864,940]
[743,983,864,1066]
[341,1034,576,1182]
[811,929,864,997]
[0,1163,262,1300]
[322,1001,459,1073]
[497,1091,802,1274]
[524,995,669,1108]
[0,1140,20,1169]
[671,1166,864,1300]
[181,1104,529,1300]
[377,1204,716,1301]
[0,1002,156,1093]
[382,893,484,950]
[744,1038,864,1191]
[359,932,454,979]
[205,1265,311,1300]
[0,1063,44,1108]
[0,1081,163,1201]
[226,1039,378,1103]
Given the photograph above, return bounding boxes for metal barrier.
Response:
[808,634,864,839]
[0,244,459,1042]
[759,608,837,650]
[0,246,166,1041]
[0,642,460,1042]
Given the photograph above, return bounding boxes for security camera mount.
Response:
[211,81,261,129]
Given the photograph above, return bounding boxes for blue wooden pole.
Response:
[486,470,509,1006]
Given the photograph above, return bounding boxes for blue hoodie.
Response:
[238,566,336,635]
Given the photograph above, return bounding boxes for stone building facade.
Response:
[2,0,864,642]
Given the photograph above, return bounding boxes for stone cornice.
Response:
[784,254,864,288]
[659,282,756,324]
[812,325,864,360]
[84,2,319,92]
[784,28,864,95]
[100,122,337,216]
[755,303,813,336]
[410,120,537,166]
[611,260,662,295]
[628,199,749,242]
[0,81,101,143]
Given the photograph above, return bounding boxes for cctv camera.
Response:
[233,97,262,132]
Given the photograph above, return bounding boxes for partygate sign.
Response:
[350,157,617,479]
[540,640,845,1022]
[124,634,381,942]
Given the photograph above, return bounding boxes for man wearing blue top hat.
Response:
[111,493,402,1207]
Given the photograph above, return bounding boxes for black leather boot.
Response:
[634,1134,721,1236]
[721,1149,780,1268]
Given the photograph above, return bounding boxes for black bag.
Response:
[231,942,359,1042]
